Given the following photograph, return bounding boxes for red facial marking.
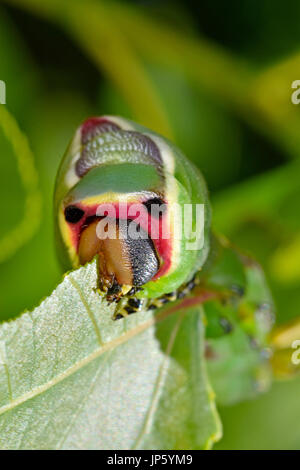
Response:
[65,201,172,279]
[80,117,120,144]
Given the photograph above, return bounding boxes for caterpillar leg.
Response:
[113,297,147,320]
[113,272,201,320]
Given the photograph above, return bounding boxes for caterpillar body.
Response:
[54,116,210,318]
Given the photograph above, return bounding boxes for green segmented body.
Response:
[55,116,211,309]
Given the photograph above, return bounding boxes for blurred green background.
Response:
[0,0,300,450]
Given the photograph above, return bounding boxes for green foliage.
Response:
[0,105,41,264]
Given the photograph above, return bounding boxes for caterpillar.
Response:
[54,116,211,319]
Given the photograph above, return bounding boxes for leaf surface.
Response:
[0,261,221,450]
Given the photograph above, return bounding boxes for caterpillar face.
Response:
[54,116,211,301]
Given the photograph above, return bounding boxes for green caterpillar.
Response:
[54,116,211,318]
[54,115,277,402]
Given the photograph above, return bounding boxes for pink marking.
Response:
[66,201,172,279]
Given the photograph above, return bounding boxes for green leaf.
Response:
[200,236,274,405]
[205,298,272,405]
[0,105,42,265]
[0,260,221,450]
[4,0,173,139]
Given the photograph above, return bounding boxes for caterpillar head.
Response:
[54,116,211,300]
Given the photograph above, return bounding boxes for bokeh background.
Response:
[0,0,300,449]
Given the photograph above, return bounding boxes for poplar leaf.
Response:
[0,260,221,450]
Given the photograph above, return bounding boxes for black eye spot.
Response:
[143,198,166,217]
[64,205,84,223]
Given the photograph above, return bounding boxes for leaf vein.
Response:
[69,276,103,346]
[0,315,157,418]
[56,351,113,450]
[133,311,185,449]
